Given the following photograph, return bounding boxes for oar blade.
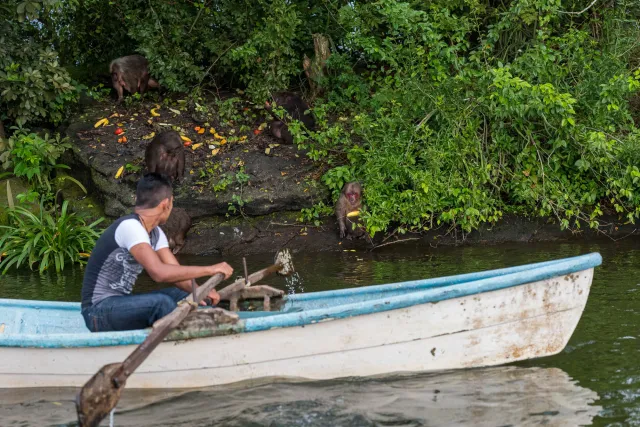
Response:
[275,249,295,276]
[75,363,125,427]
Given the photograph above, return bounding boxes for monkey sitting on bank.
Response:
[110,55,159,103]
[335,181,366,240]
[264,92,316,144]
[160,207,192,255]
[144,130,185,182]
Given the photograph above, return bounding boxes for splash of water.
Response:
[284,271,305,294]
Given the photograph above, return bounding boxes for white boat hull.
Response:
[0,268,593,388]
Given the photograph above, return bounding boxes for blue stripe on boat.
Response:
[0,253,602,348]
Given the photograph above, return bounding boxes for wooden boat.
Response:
[0,253,601,389]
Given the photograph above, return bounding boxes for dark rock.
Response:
[63,104,329,218]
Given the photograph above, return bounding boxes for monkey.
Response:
[160,207,192,254]
[144,131,185,182]
[109,55,159,103]
[335,181,366,240]
[264,92,316,144]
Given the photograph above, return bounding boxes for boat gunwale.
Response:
[0,253,602,348]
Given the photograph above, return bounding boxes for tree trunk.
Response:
[303,34,331,99]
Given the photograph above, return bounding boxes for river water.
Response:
[0,241,638,426]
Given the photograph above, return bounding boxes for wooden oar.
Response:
[75,249,294,427]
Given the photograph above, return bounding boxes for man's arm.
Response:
[156,248,223,305]
[156,248,192,291]
[129,243,232,284]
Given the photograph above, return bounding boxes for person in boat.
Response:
[80,173,233,332]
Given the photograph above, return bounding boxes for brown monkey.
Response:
[160,207,192,254]
[144,131,185,182]
[109,55,159,103]
[265,92,316,144]
[335,181,365,239]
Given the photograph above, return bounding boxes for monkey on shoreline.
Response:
[144,131,185,182]
[110,55,159,103]
[335,181,366,240]
[160,207,192,254]
[264,92,316,144]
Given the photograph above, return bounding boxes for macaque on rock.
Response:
[335,181,366,240]
[144,130,185,182]
[110,55,159,103]
[160,207,192,255]
[265,92,316,144]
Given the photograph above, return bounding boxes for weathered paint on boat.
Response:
[0,253,601,388]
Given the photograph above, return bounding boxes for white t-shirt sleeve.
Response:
[114,219,152,251]
[154,227,169,251]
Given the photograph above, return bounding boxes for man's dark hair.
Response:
[135,173,173,208]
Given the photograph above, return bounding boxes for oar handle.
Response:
[186,273,225,304]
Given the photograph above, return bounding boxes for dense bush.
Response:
[1,129,86,204]
[300,0,640,236]
[0,2,80,129]
[2,0,640,239]
[36,0,348,99]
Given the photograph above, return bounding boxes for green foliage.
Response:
[3,0,640,239]
[84,84,112,102]
[0,50,79,127]
[322,166,355,200]
[124,163,141,173]
[1,130,87,201]
[24,0,348,98]
[297,0,640,237]
[227,167,251,214]
[0,198,104,274]
[298,202,334,226]
[0,1,80,128]
[8,131,70,181]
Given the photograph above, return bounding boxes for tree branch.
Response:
[558,0,598,15]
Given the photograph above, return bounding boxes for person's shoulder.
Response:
[118,217,144,228]
[114,215,151,250]
[114,218,145,236]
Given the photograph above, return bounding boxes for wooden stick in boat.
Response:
[218,250,293,301]
[75,249,294,427]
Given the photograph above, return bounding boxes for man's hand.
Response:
[209,262,233,280]
[198,263,231,305]
[202,289,221,306]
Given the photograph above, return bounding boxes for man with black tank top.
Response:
[80,173,233,332]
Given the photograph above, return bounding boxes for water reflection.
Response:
[0,366,601,426]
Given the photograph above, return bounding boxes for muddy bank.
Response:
[175,212,640,256]
[56,99,640,256]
